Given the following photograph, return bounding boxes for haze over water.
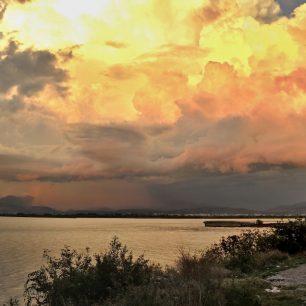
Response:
[0,217,260,303]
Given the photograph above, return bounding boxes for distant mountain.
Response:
[0,193,269,216]
[65,208,113,215]
[66,206,258,216]
[2,195,306,216]
[267,202,306,215]
[0,195,58,215]
[166,206,259,215]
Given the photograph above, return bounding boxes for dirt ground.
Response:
[267,264,306,305]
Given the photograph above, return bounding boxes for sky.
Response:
[0,0,306,210]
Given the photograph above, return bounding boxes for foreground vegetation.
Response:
[4,219,306,306]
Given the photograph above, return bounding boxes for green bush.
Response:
[203,219,306,272]
[104,266,229,306]
[22,236,262,306]
[204,230,274,272]
[251,250,288,270]
[223,279,263,306]
[24,237,157,306]
[272,218,306,254]
[104,266,263,306]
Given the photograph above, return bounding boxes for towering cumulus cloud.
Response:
[1,0,306,209]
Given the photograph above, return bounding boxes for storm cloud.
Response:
[1,0,306,209]
[0,40,67,95]
[277,0,306,15]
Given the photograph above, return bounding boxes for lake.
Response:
[0,217,276,303]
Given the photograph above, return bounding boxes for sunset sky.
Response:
[1,0,306,210]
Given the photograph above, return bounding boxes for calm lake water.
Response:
[0,217,279,303]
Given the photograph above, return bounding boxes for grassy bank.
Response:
[4,219,306,306]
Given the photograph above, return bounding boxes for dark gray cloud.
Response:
[65,123,175,178]
[67,124,146,145]
[0,153,34,166]
[0,40,68,96]
[148,169,306,210]
[50,100,306,195]
[58,45,80,62]
[236,0,282,23]
[1,117,306,210]
[0,152,64,182]
[277,0,306,15]
[1,106,304,190]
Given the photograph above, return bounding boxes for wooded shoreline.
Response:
[0,213,303,219]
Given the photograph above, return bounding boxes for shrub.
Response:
[251,250,288,270]
[204,230,274,273]
[272,218,306,254]
[223,279,263,306]
[104,267,228,306]
[2,299,19,306]
[22,237,260,306]
[24,237,157,306]
[202,219,306,272]
[105,266,264,306]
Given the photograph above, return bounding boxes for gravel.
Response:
[267,264,306,288]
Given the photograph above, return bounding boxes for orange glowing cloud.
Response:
[1,0,306,188]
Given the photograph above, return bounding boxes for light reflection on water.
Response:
[0,217,285,303]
